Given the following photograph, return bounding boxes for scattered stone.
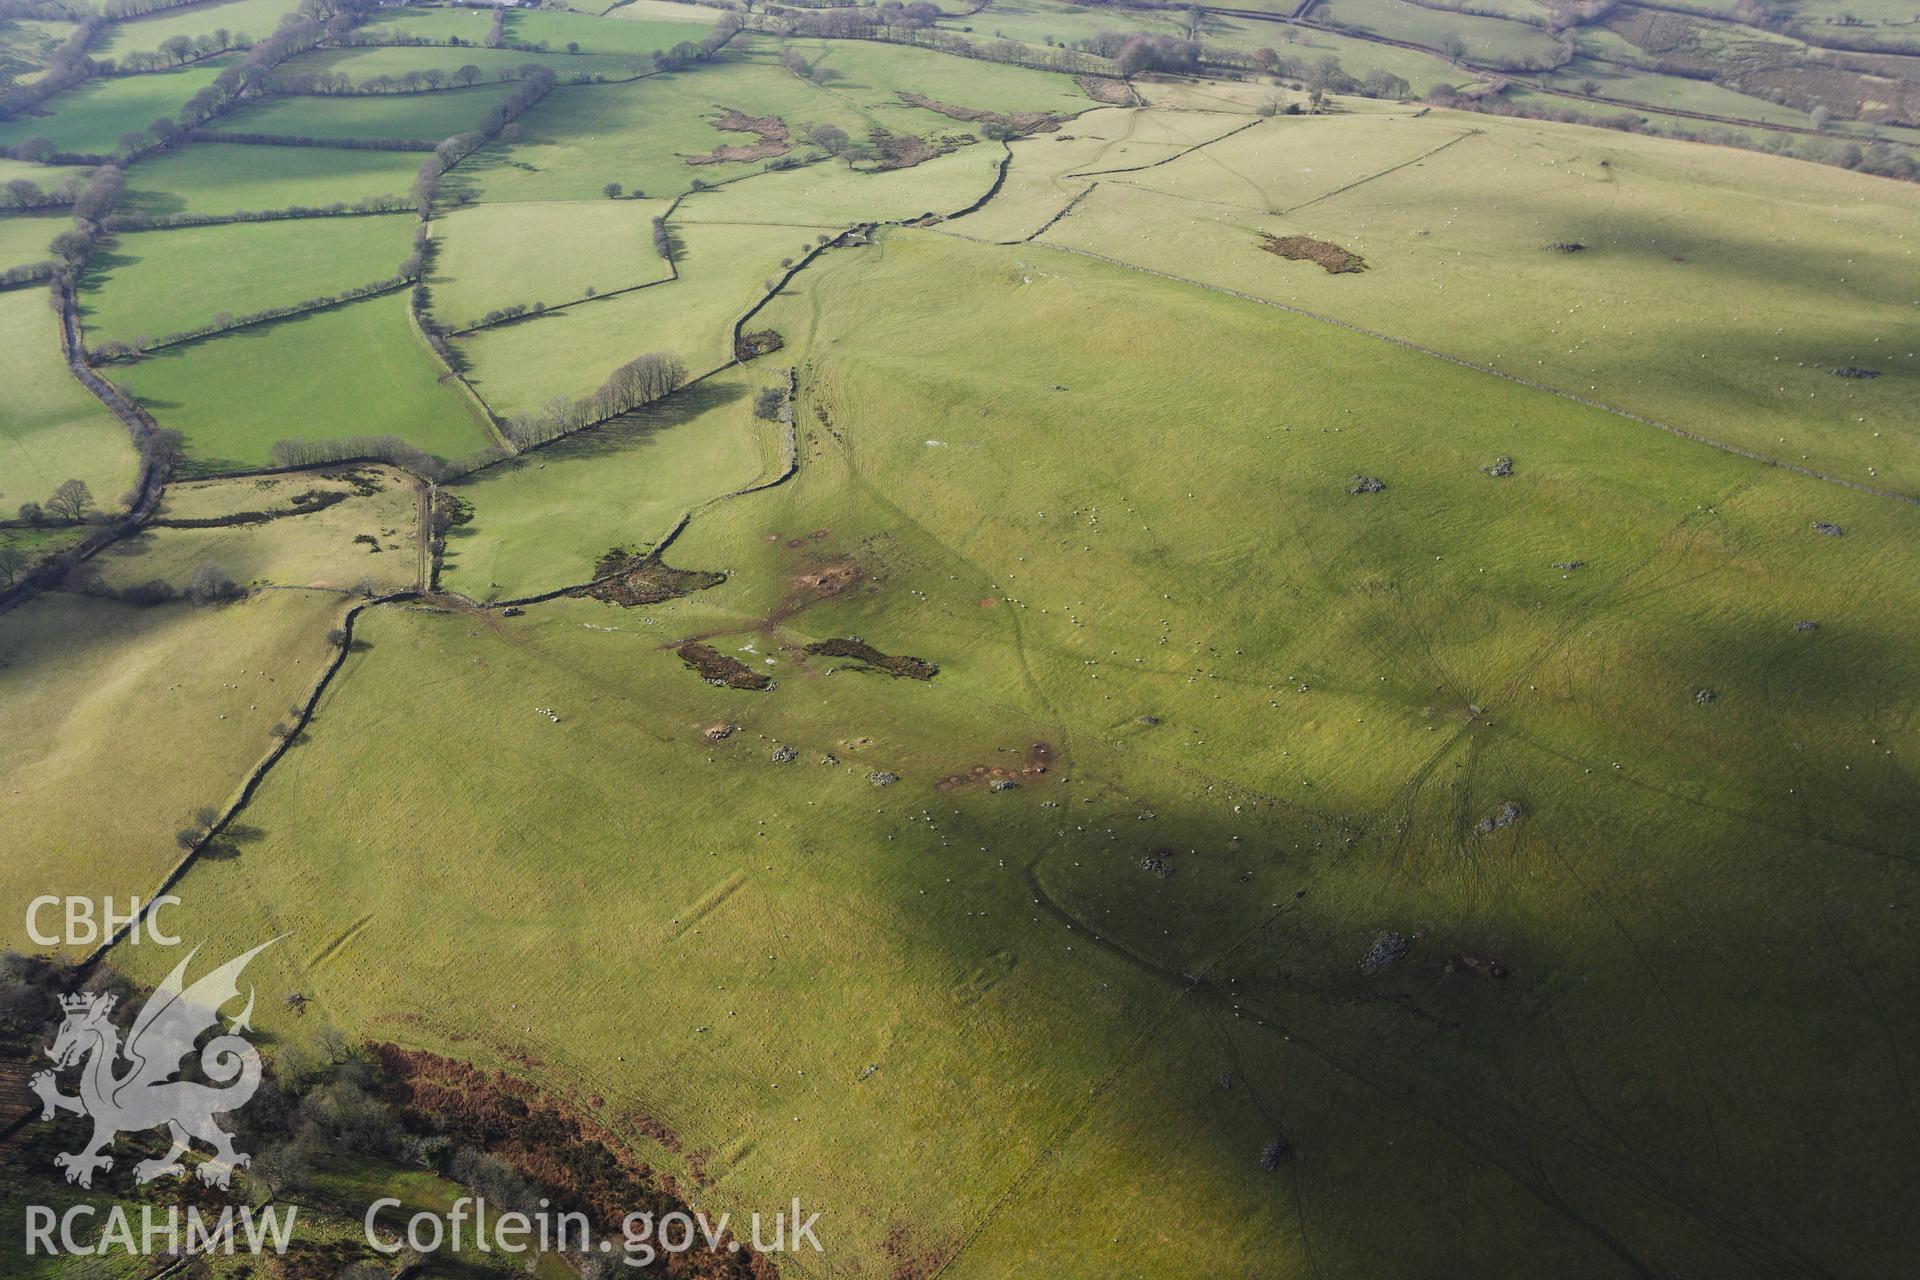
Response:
[1813,521,1845,537]
[1140,851,1175,878]
[1359,931,1410,974]
[1259,1138,1292,1170]
[1695,687,1718,705]
[1444,954,1510,980]
[1792,620,1821,633]
[501,606,525,617]
[677,642,772,691]
[1483,455,1514,478]
[988,778,1019,793]
[1474,800,1524,835]
[869,771,900,787]
[1348,475,1386,495]
[1829,367,1881,379]
[819,753,839,766]
[1544,242,1586,253]
[770,745,797,764]
[702,722,738,742]
[1218,1073,1233,1090]
[1552,560,1585,571]
[1259,232,1366,274]
[1135,714,1161,726]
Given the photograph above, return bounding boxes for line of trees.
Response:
[0,260,57,290]
[2,175,80,210]
[266,434,506,481]
[187,127,439,150]
[0,17,105,128]
[500,352,686,449]
[265,60,547,94]
[111,29,251,73]
[104,194,413,231]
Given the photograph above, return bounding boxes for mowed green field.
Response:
[113,292,496,471]
[213,81,526,142]
[0,286,139,513]
[0,56,237,154]
[426,196,672,330]
[1023,107,1920,493]
[121,141,424,217]
[119,228,1920,1278]
[93,0,302,60]
[442,362,777,598]
[79,213,418,346]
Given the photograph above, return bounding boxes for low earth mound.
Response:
[684,109,790,165]
[677,640,772,690]
[580,548,725,607]
[1259,233,1367,274]
[805,636,938,679]
[897,92,1061,135]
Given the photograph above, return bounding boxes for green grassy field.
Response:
[506,6,716,55]
[0,15,74,87]
[0,588,350,938]
[0,56,237,155]
[115,226,1920,1278]
[277,43,657,87]
[212,80,526,141]
[0,286,139,513]
[442,363,776,598]
[0,210,61,270]
[426,196,672,330]
[355,6,493,45]
[1022,108,1920,492]
[455,218,814,416]
[93,464,421,594]
[79,213,418,346]
[7,25,1919,1280]
[1317,0,1564,65]
[0,154,91,190]
[93,0,303,61]
[113,291,496,471]
[121,141,424,217]
[457,37,1087,205]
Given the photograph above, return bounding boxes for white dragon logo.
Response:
[32,939,276,1190]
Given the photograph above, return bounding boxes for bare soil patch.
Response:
[805,636,938,679]
[677,641,773,690]
[1259,233,1367,274]
[1076,75,1135,105]
[685,109,791,165]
